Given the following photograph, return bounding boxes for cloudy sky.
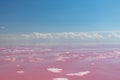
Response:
[0,0,120,45]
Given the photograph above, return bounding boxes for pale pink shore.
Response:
[0,45,120,80]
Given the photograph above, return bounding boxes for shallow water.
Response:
[0,45,120,80]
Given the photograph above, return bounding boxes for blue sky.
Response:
[0,0,120,33]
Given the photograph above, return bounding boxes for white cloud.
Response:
[1,31,120,45]
[0,26,6,30]
[25,31,120,40]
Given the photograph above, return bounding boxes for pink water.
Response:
[0,45,120,80]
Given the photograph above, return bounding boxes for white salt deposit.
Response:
[16,64,20,67]
[47,68,63,73]
[66,71,90,76]
[56,56,71,61]
[11,58,16,62]
[16,70,24,74]
[53,78,69,80]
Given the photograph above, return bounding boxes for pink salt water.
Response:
[0,45,120,80]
